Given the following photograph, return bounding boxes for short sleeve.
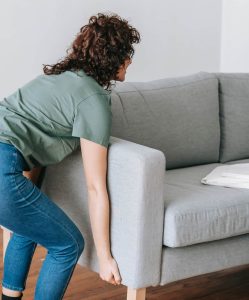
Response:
[72,94,112,148]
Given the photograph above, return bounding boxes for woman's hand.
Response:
[98,255,122,286]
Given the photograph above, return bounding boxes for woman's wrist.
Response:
[97,251,112,261]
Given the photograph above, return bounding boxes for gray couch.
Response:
[18,72,249,299]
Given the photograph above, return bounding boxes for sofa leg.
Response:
[1,226,12,262]
[127,287,146,300]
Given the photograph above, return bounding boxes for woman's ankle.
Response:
[2,293,23,300]
[2,287,23,299]
[2,287,22,298]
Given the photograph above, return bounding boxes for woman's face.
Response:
[115,57,132,81]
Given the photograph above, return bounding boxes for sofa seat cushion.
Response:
[163,158,249,248]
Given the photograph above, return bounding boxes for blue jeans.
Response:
[0,141,85,299]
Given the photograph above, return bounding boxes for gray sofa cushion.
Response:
[110,72,220,170]
[214,73,249,163]
[163,158,249,247]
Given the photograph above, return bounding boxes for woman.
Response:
[0,12,141,300]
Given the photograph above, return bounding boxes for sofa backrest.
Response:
[214,73,249,163]
[110,71,220,170]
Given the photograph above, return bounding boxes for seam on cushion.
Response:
[174,202,249,219]
[114,77,217,93]
[217,76,249,80]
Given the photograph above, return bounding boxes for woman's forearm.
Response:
[88,189,112,260]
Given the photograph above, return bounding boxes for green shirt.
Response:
[0,69,112,170]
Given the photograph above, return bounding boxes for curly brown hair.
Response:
[43,12,141,91]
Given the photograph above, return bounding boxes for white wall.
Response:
[0,0,222,99]
[220,0,249,72]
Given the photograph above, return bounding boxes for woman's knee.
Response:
[59,231,85,262]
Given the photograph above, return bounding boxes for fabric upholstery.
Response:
[110,72,220,170]
[214,72,249,163]
[41,136,166,289]
[39,72,249,289]
[163,158,249,247]
[160,233,249,285]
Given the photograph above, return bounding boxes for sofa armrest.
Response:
[107,136,166,288]
[40,136,166,289]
